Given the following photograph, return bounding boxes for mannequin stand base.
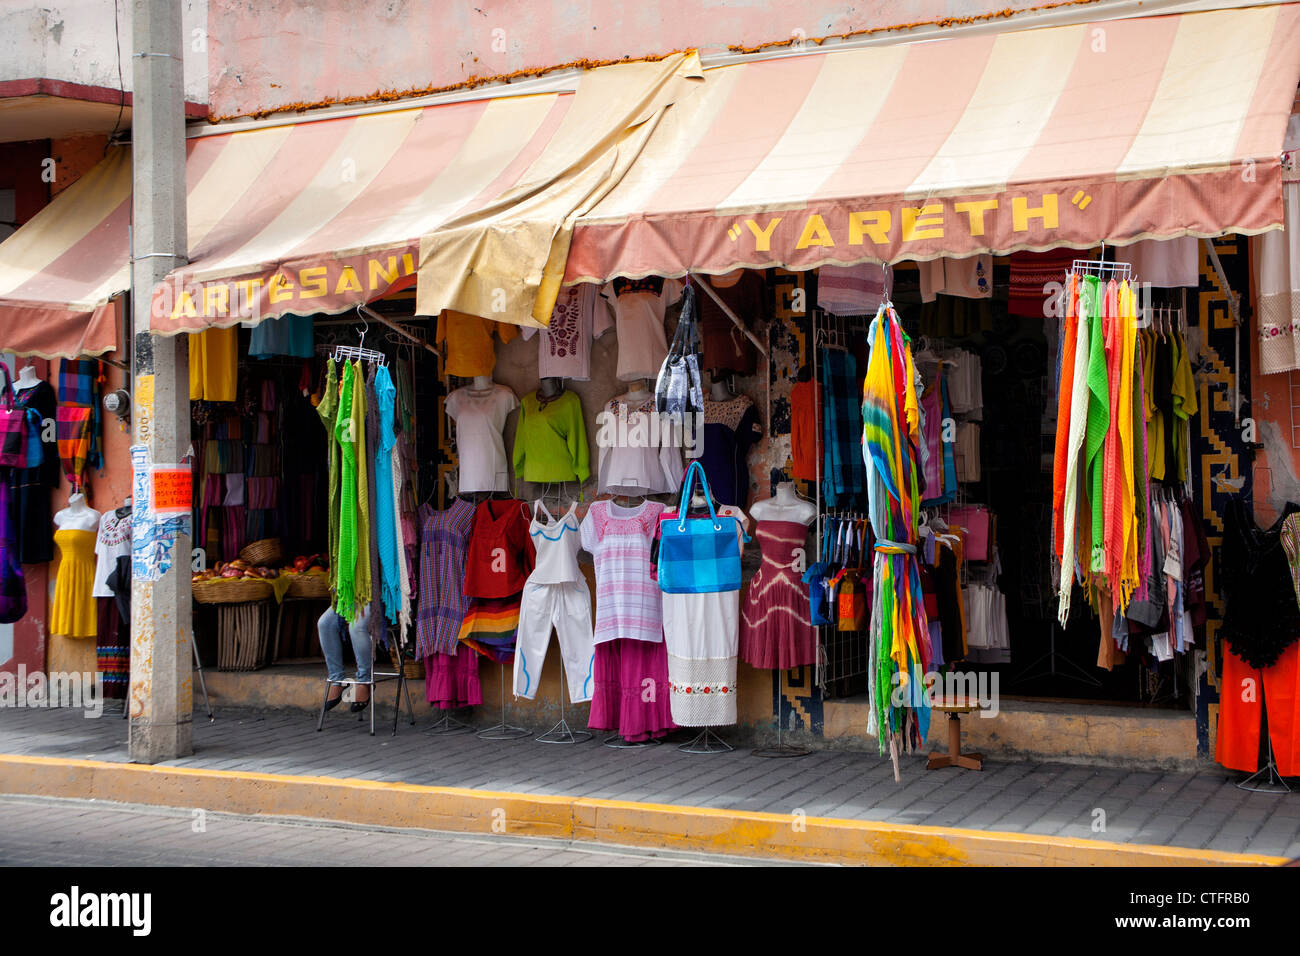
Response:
[536,719,593,745]
[425,713,474,736]
[477,723,532,741]
[603,733,662,749]
[752,744,810,759]
[678,728,733,754]
[1236,760,1292,794]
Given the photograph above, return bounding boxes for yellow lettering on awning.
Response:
[401,252,415,275]
[234,278,265,320]
[849,210,891,245]
[901,204,944,242]
[953,200,998,237]
[795,214,835,250]
[172,291,198,320]
[300,266,328,299]
[369,256,399,290]
[268,273,294,304]
[335,267,362,295]
[743,218,782,252]
[202,285,229,317]
[1012,194,1059,232]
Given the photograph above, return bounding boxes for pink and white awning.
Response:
[564,3,1300,283]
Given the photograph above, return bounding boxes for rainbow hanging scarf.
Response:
[861,304,931,752]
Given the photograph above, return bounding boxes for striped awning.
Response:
[0,147,130,358]
[0,53,701,348]
[564,4,1300,283]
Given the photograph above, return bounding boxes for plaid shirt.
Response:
[415,498,477,658]
[821,346,867,508]
[56,406,92,491]
[58,359,104,471]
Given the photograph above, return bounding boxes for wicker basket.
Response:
[192,576,275,604]
[238,538,283,568]
[286,572,330,600]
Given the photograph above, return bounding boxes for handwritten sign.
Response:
[151,465,191,516]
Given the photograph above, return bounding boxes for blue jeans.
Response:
[318,606,372,684]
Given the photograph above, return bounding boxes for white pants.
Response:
[512,579,595,704]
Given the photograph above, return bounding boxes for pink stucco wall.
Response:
[206,0,1071,119]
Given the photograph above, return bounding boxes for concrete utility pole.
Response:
[128,0,192,762]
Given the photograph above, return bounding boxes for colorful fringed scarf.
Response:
[861,304,931,757]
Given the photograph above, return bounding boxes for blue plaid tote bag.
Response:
[656,460,743,593]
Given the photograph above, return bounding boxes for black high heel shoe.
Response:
[350,696,370,714]
[325,687,345,711]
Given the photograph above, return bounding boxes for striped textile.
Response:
[580,500,666,645]
[415,498,476,658]
[55,406,92,492]
[861,304,930,752]
[457,594,523,663]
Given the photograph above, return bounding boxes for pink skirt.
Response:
[424,649,482,710]
[588,638,676,742]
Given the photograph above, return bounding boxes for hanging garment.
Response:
[95,595,129,700]
[1252,114,1300,375]
[818,263,890,316]
[587,635,676,743]
[415,499,476,659]
[698,270,764,376]
[425,647,482,710]
[520,283,614,381]
[59,358,104,473]
[1220,497,1300,670]
[739,520,818,670]
[512,501,594,704]
[459,499,535,663]
[600,276,684,382]
[333,361,361,619]
[512,389,591,484]
[247,314,315,359]
[445,385,518,493]
[363,367,385,646]
[188,328,238,402]
[0,476,26,624]
[55,407,92,493]
[860,303,931,752]
[1114,237,1200,288]
[435,310,519,378]
[92,508,132,599]
[12,378,58,564]
[662,503,748,727]
[698,393,761,507]
[1216,641,1300,777]
[580,499,665,645]
[820,347,866,508]
[919,376,949,506]
[51,528,96,638]
[594,394,683,496]
[1008,250,1075,317]
[373,365,401,627]
[788,378,820,483]
[1081,275,1109,577]
[917,255,991,302]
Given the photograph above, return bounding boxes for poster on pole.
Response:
[130,446,192,581]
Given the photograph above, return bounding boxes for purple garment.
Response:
[920,383,943,503]
[588,638,676,742]
[0,476,27,624]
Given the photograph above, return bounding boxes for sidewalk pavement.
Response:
[1,705,1297,864]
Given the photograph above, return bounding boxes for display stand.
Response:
[193,638,214,721]
[752,713,810,759]
[1011,622,1101,689]
[678,727,733,754]
[535,668,592,745]
[1237,704,1292,794]
[603,733,661,749]
[425,712,474,736]
[477,665,532,740]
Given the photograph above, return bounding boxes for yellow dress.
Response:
[51,528,97,638]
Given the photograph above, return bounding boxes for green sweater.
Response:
[512,389,590,484]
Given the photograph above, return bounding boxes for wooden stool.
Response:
[927,698,984,771]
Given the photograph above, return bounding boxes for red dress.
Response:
[459,499,535,663]
[739,520,818,669]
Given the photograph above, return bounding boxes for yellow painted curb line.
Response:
[0,754,1284,867]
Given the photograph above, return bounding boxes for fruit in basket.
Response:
[220,567,242,578]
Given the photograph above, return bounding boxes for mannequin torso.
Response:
[54,493,101,533]
[14,365,40,391]
[749,482,816,525]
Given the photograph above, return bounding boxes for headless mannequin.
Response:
[54,493,101,533]
[538,377,564,399]
[14,364,40,391]
[622,379,651,402]
[116,496,133,519]
[710,375,733,402]
[469,375,494,393]
[749,481,816,525]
